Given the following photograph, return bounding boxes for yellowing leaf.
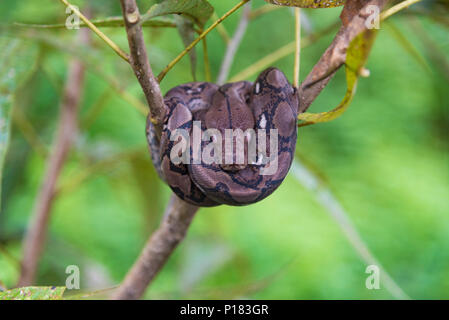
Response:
[298,29,378,126]
[265,0,345,8]
[0,286,66,300]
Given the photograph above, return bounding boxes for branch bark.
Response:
[119,0,166,137]
[112,195,198,300]
[17,29,88,287]
[299,0,389,113]
[114,0,200,300]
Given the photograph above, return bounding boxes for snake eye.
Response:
[245,94,251,104]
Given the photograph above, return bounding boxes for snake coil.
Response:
[147,68,299,207]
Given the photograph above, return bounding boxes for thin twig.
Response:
[211,12,231,44]
[58,0,130,62]
[380,0,422,20]
[112,195,199,300]
[157,0,251,82]
[202,37,212,82]
[217,2,252,85]
[17,28,89,287]
[293,8,301,88]
[291,160,410,300]
[249,4,281,20]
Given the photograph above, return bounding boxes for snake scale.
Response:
[146,68,299,207]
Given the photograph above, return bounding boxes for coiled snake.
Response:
[147,68,299,207]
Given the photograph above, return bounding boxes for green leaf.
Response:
[0,38,39,207]
[264,0,345,8]
[143,0,214,29]
[298,29,378,125]
[0,286,66,300]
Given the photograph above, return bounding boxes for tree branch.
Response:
[115,0,200,300]
[299,0,389,113]
[119,0,166,137]
[17,28,88,287]
[112,195,199,300]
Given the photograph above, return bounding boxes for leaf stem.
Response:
[58,0,130,62]
[157,0,251,82]
[211,12,231,44]
[249,4,281,20]
[202,37,212,82]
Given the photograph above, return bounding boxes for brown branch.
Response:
[17,29,89,287]
[119,0,166,137]
[299,0,389,113]
[114,0,200,300]
[111,195,199,300]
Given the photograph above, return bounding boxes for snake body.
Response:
[147,68,299,207]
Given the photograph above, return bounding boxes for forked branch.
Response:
[299,0,389,113]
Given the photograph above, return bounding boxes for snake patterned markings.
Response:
[147,68,299,207]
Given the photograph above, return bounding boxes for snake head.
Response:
[253,67,296,97]
[206,81,254,133]
[251,68,299,127]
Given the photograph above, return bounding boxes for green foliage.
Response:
[0,39,38,207]
[0,286,65,300]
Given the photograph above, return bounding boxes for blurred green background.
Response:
[0,0,448,299]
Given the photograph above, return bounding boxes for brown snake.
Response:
[147,68,299,207]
